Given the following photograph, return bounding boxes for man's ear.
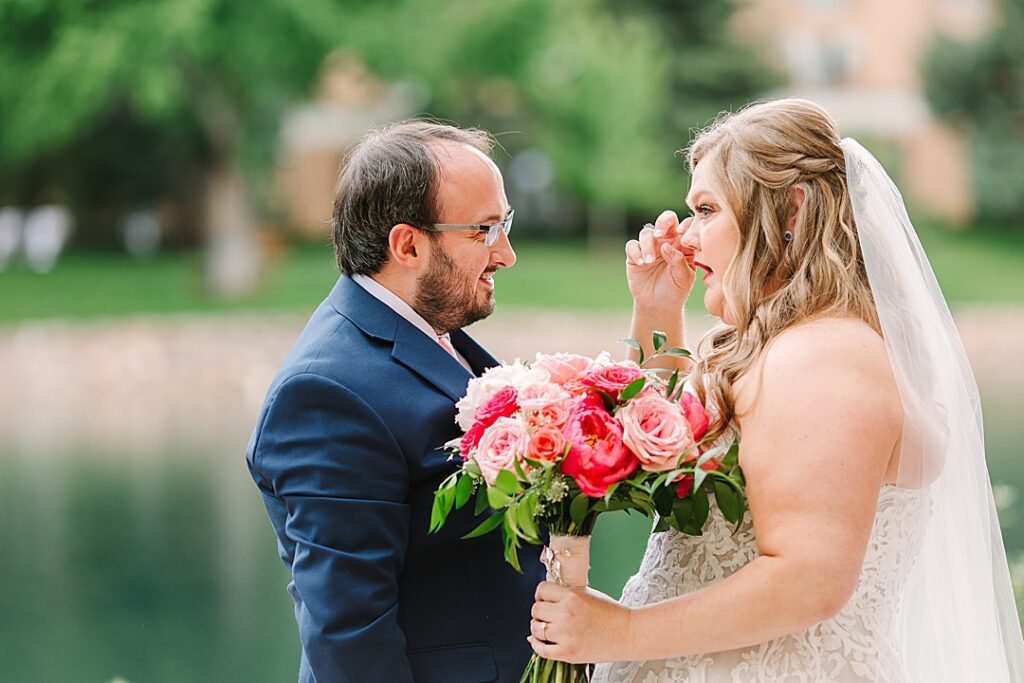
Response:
[388,223,424,268]
[786,184,807,233]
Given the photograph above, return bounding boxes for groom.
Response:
[246,121,544,682]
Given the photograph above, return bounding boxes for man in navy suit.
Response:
[246,121,544,682]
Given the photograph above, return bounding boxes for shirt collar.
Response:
[351,274,440,342]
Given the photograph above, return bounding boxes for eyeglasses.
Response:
[419,208,514,246]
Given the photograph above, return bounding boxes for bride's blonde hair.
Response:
[686,98,879,439]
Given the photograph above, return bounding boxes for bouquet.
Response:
[431,334,746,683]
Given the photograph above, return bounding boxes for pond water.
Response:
[0,315,1020,682]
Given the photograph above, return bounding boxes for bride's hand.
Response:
[528,581,633,664]
[626,210,696,312]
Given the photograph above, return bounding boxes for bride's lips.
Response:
[694,260,713,282]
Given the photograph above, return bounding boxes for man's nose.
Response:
[491,229,516,268]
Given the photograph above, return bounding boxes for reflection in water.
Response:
[0,442,297,683]
[0,312,1020,681]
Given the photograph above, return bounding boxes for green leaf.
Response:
[665,369,680,400]
[617,338,645,365]
[654,516,670,533]
[586,386,618,412]
[487,485,511,508]
[657,347,691,358]
[429,486,456,533]
[569,492,590,526]
[693,486,710,528]
[722,441,740,469]
[462,511,503,539]
[693,466,709,492]
[713,480,741,523]
[652,330,667,351]
[653,485,675,518]
[673,496,695,531]
[515,493,540,542]
[495,469,521,496]
[474,484,489,515]
[454,474,474,509]
[619,376,647,402]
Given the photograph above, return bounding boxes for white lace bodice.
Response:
[593,484,929,683]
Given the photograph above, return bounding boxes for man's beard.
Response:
[413,242,495,333]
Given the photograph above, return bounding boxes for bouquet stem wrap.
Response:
[542,534,590,589]
[521,534,591,683]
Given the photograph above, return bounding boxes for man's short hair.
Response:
[331,120,495,276]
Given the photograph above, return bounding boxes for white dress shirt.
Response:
[352,274,472,372]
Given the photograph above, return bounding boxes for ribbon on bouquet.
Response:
[541,534,591,589]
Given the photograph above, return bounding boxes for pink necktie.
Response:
[437,333,459,359]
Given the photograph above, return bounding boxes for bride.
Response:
[528,99,1024,681]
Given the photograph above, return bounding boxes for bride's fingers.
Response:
[653,210,680,238]
[625,239,642,266]
[530,618,554,643]
[531,600,557,622]
[638,224,658,264]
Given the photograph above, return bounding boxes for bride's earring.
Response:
[784,230,793,243]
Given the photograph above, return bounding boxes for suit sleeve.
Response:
[252,372,414,682]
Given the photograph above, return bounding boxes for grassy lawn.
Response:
[0,224,1021,324]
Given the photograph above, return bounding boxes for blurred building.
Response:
[275,53,422,238]
[732,0,995,224]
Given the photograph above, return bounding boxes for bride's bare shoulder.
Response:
[735,317,897,417]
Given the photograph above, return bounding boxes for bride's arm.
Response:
[530,319,902,664]
[625,211,695,373]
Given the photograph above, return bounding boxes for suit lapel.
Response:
[391,324,473,402]
[450,329,501,377]
[329,275,500,400]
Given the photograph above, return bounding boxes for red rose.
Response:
[560,399,638,497]
[675,474,694,499]
[581,364,644,402]
[678,391,710,441]
[459,387,519,458]
[674,459,719,499]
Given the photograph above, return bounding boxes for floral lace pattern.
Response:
[593,485,929,683]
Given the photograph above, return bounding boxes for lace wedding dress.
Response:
[592,482,929,683]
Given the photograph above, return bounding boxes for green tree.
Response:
[0,0,554,295]
[923,0,1024,230]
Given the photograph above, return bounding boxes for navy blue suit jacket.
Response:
[246,276,544,683]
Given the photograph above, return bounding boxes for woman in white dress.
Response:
[528,99,1024,682]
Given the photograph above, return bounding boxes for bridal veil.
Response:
[842,138,1024,682]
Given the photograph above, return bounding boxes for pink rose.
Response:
[533,353,593,385]
[519,382,572,428]
[526,425,567,462]
[473,416,527,485]
[581,364,643,402]
[678,391,710,442]
[518,382,571,412]
[560,400,638,497]
[460,386,519,458]
[618,393,698,472]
